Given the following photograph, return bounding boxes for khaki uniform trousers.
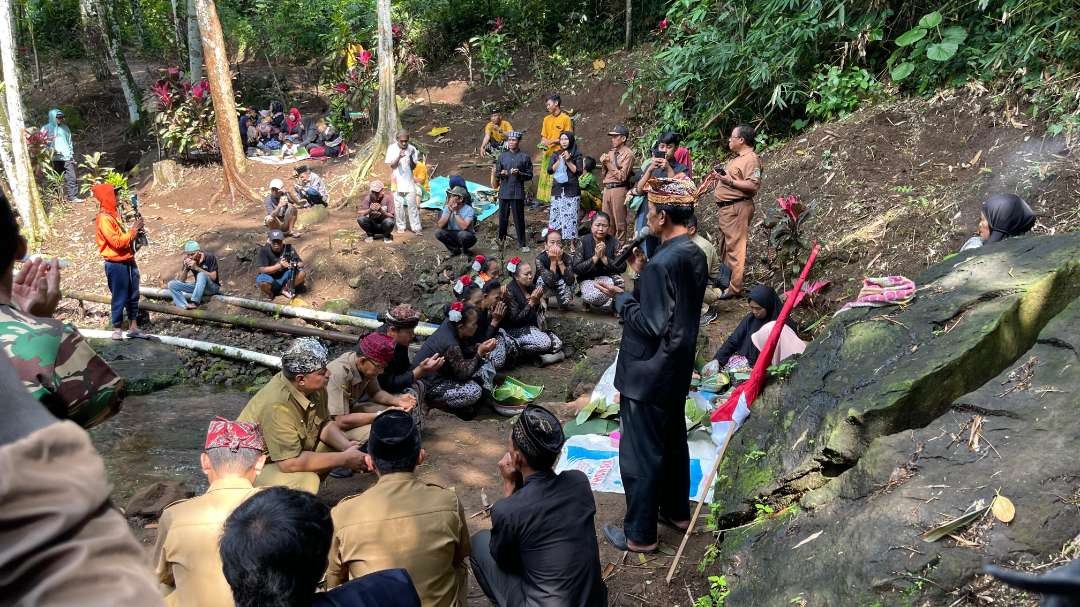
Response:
[716,200,755,295]
[601,186,629,242]
[255,426,372,494]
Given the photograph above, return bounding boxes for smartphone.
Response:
[652,150,665,159]
[714,165,726,176]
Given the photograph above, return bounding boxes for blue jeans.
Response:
[104,260,140,327]
[167,274,220,308]
[256,269,296,295]
[303,187,325,206]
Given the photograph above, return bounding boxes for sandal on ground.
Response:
[602,523,658,554]
[125,329,149,339]
[110,330,124,340]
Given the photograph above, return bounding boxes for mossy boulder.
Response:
[720,294,1080,605]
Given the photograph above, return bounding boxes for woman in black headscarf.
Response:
[547,131,583,252]
[960,193,1036,252]
[711,285,790,368]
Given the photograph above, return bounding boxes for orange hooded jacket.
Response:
[94,184,136,263]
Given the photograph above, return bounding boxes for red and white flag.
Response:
[710,243,821,449]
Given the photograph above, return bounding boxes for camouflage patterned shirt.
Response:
[0,304,125,428]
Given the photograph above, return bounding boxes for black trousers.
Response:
[435,228,477,253]
[620,396,691,545]
[358,215,395,237]
[469,530,521,607]
[498,198,526,247]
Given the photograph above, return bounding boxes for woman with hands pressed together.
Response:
[534,228,576,310]
[573,212,627,310]
[547,131,583,253]
[501,258,565,364]
[410,302,497,419]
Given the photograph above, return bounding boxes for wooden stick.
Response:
[65,290,359,343]
[665,425,735,583]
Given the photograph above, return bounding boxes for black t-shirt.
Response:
[182,252,221,285]
[256,244,299,278]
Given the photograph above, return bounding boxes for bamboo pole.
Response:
[78,328,281,368]
[138,287,437,336]
[665,425,735,583]
[65,290,359,343]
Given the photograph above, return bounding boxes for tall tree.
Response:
[350,0,400,189]
[90,0,141,124]
[0,0,48,243]
[195,0,257,204]
[130,0,148,49]
[186,0,202,81]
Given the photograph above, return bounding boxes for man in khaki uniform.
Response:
[237,337,366,493]
[599,125,636,243]
[706,124,762,298]
[327,410,470,607]
[152,417,265,606]
[327,332,418,442]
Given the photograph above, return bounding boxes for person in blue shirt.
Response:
[41,109,80,203]
[435,186,477,256]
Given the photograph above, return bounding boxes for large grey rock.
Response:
[91,337,185,394]
[711,234,1080,518]
[719,294,1080,605]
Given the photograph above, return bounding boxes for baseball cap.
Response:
[268,229,285,242]
[269,178,284,190]
[607,125,629,137]
[182,240,200,253]
[448,185,468,198]
[369,180,385,193]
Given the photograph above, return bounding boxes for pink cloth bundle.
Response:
[836,276,916,315]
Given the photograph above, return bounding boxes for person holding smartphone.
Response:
[702,124,762,299]
[627,132,688,257]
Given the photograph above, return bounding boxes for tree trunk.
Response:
[23,3,42,87]
[186,0,202,81]
[624,0,632,50]
[349,0,400,191]
[195,0,258,205]
[91,0,141,124]
[0,0,49,243]
[78,0,111,81]
[130,0,148,49]
[170,0,184,65]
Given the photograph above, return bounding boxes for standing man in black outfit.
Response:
[470,405,608,606]
[595,195,708,553]
[494,131,533,253]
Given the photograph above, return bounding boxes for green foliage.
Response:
[77,153,129,199]
[698,543,720,573]
[888,11,969,92]
[146,73,217,158]
[470,27,514,86]
[805,65,879,121]
[694,575,730,607]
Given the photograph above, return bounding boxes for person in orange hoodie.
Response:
[94,183,145,340]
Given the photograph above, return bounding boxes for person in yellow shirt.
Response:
[480,111,513,158]
[152,417,265,607]
[536,94,573,205]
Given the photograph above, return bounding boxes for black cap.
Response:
[607,125,629,137]
[368,410,420,460]
[267,229,285,241]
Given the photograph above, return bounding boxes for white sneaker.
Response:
[364,236,374,242]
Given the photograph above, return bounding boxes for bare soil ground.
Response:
[32,52,1079,606]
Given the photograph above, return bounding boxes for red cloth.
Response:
[359,332,396,365]
[204,416,265,452]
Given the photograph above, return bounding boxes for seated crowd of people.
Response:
[240,102,345,159]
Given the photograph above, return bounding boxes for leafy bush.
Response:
[888,11,969,92]
[77,152,130,199]
[324,47,378,141]
[146,69,218,157]
[805,65,879,122]
[470,19,514,86]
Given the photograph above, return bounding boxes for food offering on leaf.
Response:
[644,177,697,205]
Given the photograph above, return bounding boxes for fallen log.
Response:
[78,328,281,368]
[138,287,437,336]
[65,290,359,344]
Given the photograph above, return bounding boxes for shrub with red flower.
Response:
[493,17,505,32]
[766,194,814,286]
[145,68,217,157]
[657,18,670,33]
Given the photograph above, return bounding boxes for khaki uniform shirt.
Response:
[326,352,380,417]
[692,234,720,277]
[713,150,763,203]
[237,372,329,462]
[327,473,470,607]
[152,477,259,607]
[600,146,636,186]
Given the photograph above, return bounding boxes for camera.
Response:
[129,194,149,252]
